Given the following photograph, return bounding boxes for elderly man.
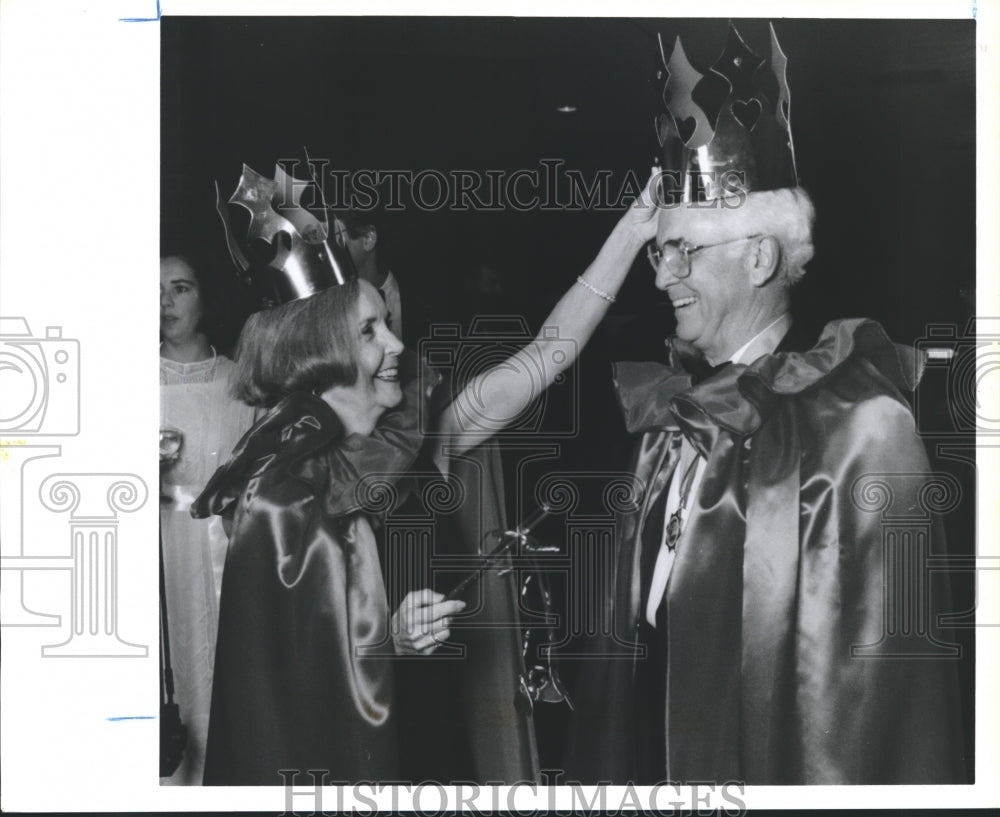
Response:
[565,23,966,785]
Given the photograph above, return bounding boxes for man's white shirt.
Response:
[644,312,793,626]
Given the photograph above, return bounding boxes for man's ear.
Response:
[362,227,378,252]
[747,235,780,287]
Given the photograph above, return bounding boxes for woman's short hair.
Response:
[230,279,361,408]
[743,187,816,286]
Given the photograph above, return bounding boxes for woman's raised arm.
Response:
[437,173,660,460]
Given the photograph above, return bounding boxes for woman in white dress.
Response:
[159,254,257,785]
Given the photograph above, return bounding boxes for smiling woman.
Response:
[193,273,471,785]
[229,280,403,435]
[186,161,660,785]
[321,281,404,436]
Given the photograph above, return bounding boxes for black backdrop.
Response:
[161,16,977,776]
[162,17,975,346]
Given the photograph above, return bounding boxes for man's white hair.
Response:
[741,187,815,286]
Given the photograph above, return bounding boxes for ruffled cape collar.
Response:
[192,354,431,520]
[613,318,922,457]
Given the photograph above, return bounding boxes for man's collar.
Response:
[615,318,924,444]
[728,312,792,365]
[664,311,792,384]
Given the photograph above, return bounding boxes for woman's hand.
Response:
[392,589,466,655]
[616,168,662,245]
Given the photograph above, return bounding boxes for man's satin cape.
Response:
[565,319,967,784]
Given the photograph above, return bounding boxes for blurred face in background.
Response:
[160,257,204,344]
[333,215,378,284]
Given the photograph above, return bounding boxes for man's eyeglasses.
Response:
[646,234,765,279]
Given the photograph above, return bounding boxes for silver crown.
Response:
[215,163,356,307]
[655,22,799,203]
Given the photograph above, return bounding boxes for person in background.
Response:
[159,253,257,785]
[334,207,404,342]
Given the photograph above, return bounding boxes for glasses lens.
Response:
[648,241,690,278]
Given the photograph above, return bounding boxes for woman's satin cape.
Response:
[192,358,537,784]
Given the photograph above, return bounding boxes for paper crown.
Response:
[215,163,356,308]
[654,22,799,203]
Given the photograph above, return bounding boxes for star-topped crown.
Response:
[215,163,356,308]
[654,22,799,203]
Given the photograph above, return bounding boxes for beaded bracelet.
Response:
[576,276,616,304]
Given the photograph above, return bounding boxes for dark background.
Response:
[162,16,976,345]
[162,16,977,777]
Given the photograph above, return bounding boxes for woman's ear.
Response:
[747,235,781,287]
[362,227,378,252]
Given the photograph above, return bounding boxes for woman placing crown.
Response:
[191,164,659,785]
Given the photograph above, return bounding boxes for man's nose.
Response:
[654,261,680,290]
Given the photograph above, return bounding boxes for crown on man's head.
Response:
[215,163,356,309]
[654,22,799,204]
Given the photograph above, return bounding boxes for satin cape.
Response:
[192,358,537,784]
[564,319,967,784]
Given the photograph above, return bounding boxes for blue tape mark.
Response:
[119,0,161,22]
[106,715,156,721]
